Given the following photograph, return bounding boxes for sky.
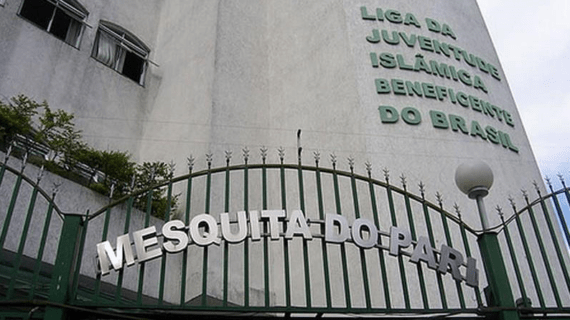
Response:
[477,0,570,188]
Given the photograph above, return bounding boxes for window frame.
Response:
[91,21,151,86]
[18,0,88,48]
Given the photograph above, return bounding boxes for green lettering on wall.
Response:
[441,23,456,39]
[485,126,500,144]
[367,29,381,43]
[385,10,403,23]
[470,121,487,140]
[405,81,423,97]
[382,30,400,45]
[375,78,391,94]
[379,106,399,123]
[379,53,397,68]
[422,83,437,99]
[404,13,421,27]
[418,36,434,52]
[402,107,421,125]
[473,76,488,93]
[361,6,377,20]
[430,110,449,129]
[399,32,417,47]
[449,114,468,134]
[425,18,441,33]
[504,111,514,127]
[370,52,379,67]
[392,79,406,95]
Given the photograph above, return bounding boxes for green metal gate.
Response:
[1,148,570,319]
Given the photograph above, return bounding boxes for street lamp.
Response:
[455,161,519,320]
[455,160,494,230]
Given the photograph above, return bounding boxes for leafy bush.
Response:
[134,161,179,220]
[0,95,177,218]
[0,95,42,146]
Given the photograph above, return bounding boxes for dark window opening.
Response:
[122,51,145,83]
[92,22,150,86]
[19,0,53,29]
[19,0,86,48]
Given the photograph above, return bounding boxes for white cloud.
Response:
[478,0,570,178]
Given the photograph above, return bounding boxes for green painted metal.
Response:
[509,199,546,309]
[3,154,570,319]
[315,160,332,308]
[180,165,193,305]
[385,177,411,309]
[437,197,466,309]
[243,157,250,307]
[500,213,529,308]
[279,158,292,308]
[420,189,448,309]
[332,161,352,308]
[367,169,391,310]
[534,188,570,292]
[7,181,39,298]
[44,214,82,319]
[477,233,519,320]
[350,165,372,309]
[523,194,562,308]
[402,181,428,309]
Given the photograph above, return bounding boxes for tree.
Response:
[134,161,178,219]
[0,95,42,146]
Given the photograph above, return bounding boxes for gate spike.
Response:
[52,182,61,198]
[187,155,195,172]
[278,147,285,163]
[545,176,552,188]
[225,150,232,165]
[453,203,461,219]
[260,146,268,163]
[496,205,504,217]
[129,174,136,192]
[365,161,372,176]
[521,189,529,202]
[149,165,156,181]
[348,156,355,172]
[557,173,567,188]
[508,195,517,210]
[168,160,176,179]
[435,192,443,208]
[418,181,426,199]
[400,174,407,190]
[297,129,302,163]
[330,153,337,169]
[243,147,250,164]
[3,143,12,164]
[383,168,390,183]
[532,180,542,197]
[314,151,321,166]
[36,165,44,183]
[20,152,28,172]
[206,153,213,169]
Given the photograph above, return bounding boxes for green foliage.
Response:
[134,161,178,220]
[75,148,136,197]
[0,94,177,219]
[0,95,43,145]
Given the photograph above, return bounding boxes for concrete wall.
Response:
[0,0,163,155]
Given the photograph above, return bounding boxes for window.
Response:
[18,0,87,48]
[92,21,150,85]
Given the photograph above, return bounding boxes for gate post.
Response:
[44,214,83,320]
[478,232,518,320]
[456,162,519,320]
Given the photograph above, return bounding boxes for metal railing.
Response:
[0,148,569,319]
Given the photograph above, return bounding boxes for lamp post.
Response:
[455,161,519,320]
